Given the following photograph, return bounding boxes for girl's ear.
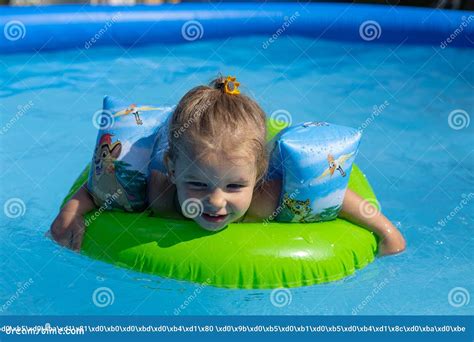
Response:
[164,151,176,184]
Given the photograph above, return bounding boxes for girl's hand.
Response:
[50,210,86,251]
[49,184,96,251]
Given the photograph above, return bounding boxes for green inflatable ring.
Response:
[61,122,378,289]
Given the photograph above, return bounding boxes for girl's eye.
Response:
[227,184,245,189]
[187,181,207,188]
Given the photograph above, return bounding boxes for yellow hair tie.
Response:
[224,76,240,95]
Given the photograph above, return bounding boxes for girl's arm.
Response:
[338,188,406,256]
[49,184,96,251]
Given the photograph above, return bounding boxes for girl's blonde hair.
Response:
[167,76,268,186]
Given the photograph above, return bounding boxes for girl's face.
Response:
[167,149,257,231]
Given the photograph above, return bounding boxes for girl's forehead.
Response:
[176,151,256,180]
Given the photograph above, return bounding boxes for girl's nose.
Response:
[206,188,226,210]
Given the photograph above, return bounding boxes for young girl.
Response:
[50,77,406,255]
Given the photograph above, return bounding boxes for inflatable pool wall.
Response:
[1,3,473,54]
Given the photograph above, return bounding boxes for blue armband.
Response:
[268,121,361,222]
[87,96,173,211]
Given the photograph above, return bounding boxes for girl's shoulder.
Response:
[147,170,178,217]
[244,178,282,222]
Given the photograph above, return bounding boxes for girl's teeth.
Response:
[206,213,227,217]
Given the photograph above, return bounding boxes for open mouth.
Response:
[201,213,229,223]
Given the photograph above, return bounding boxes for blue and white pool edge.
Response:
[1,3,473,54]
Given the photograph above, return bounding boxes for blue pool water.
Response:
[0,36,473,315]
